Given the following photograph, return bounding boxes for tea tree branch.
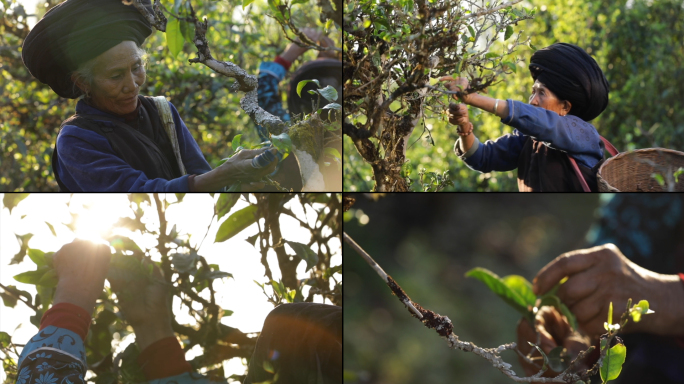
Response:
[343,232,422,318]
[345,233,593,383]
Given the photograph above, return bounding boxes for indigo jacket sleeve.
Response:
[15,326,87,384]
[454,130,528,173]
[502,99,603,168]
[56,128,191,192]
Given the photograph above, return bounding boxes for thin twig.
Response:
[343,232,423,318]
[466,0,524,19]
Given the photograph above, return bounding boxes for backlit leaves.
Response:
[600,343,626,383]
[166,17,184,58]
[215,205,258,243]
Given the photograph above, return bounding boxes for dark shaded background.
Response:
[344,194,606,384]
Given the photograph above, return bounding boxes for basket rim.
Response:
[598,147,684,176]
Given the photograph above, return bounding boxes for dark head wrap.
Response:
[22,0,153,99]
[529,43,609,121]
[288,58,342,118]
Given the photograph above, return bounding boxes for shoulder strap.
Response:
[569,135,619,192]
[152,96,187,176]
[600,136,619,157]
[568,156,592,192]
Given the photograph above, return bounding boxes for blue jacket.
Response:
[456,99,604,171]
[54,99,212,192]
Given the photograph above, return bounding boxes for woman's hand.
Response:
[52,239,112,313]
[109,261,175,350]
[194,148,279,191]
[281,28,335,62]
[439,76,472,104]
[222,148,279,180]
[516,307,592,377]
[533,244,684,338]
[446,102,470,126]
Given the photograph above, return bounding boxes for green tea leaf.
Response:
[0,331,10,348]
[45,222,57,236]
[608,301,613,325]
[467,25,476,38]
[14,267,49,285]
[600,343,626,382]
[296,79,321,97]
[166,18,184,58]
[465,268,530,316]
[3,193,29,214]
[547,346,569,372]
[324,147,342,160]
[502,275,536,308]
[216,193,240,220]
[318,85,338,102]
[504,25,514,40]
[232,134,242,152]
[271,133,292,160]
[38,269,58,287]
[243,0,255,9]
[215,205,259,243]
[559,302,578,330]
[527,342,548,371]
[27,248,46,266]
[286,241,319,272]
[180,19,196,44]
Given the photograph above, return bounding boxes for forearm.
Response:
[464,93,509,119]
[459,132,476,153]
[53,284,98,315]
[633,272,684,336]
[133,322,176,351]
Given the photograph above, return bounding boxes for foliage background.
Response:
[344,193,605,383]
[343,0,684,191]
[0,193,342,383]
[0,0,340,191]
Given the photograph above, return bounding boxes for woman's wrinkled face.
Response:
[89,41,146,115]
[528,80,571,117]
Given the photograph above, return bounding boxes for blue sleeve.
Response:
[16,326,87,384]
[256,61,290,143]
[168,101,213,175]
[55,128,192,192]
[457,130,528,173]
[502,100,603,168]
[15,326,224,384]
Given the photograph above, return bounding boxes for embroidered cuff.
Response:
[40,303,91,342]
[137,336,192,380]
[274,55,292,71]
[454,136,480,159]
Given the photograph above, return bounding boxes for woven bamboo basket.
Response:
[597,148,684,192]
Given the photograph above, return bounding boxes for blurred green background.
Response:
[343,0,684,191]
[344,194,609,383]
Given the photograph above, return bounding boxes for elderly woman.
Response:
[21,0,277,192]
[440,43,612,192]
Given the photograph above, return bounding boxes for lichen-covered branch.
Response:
[345,232,591,383]
[131,0,288,135]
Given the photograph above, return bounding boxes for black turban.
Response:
[529,43,609,121]
[22,0,153,99]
